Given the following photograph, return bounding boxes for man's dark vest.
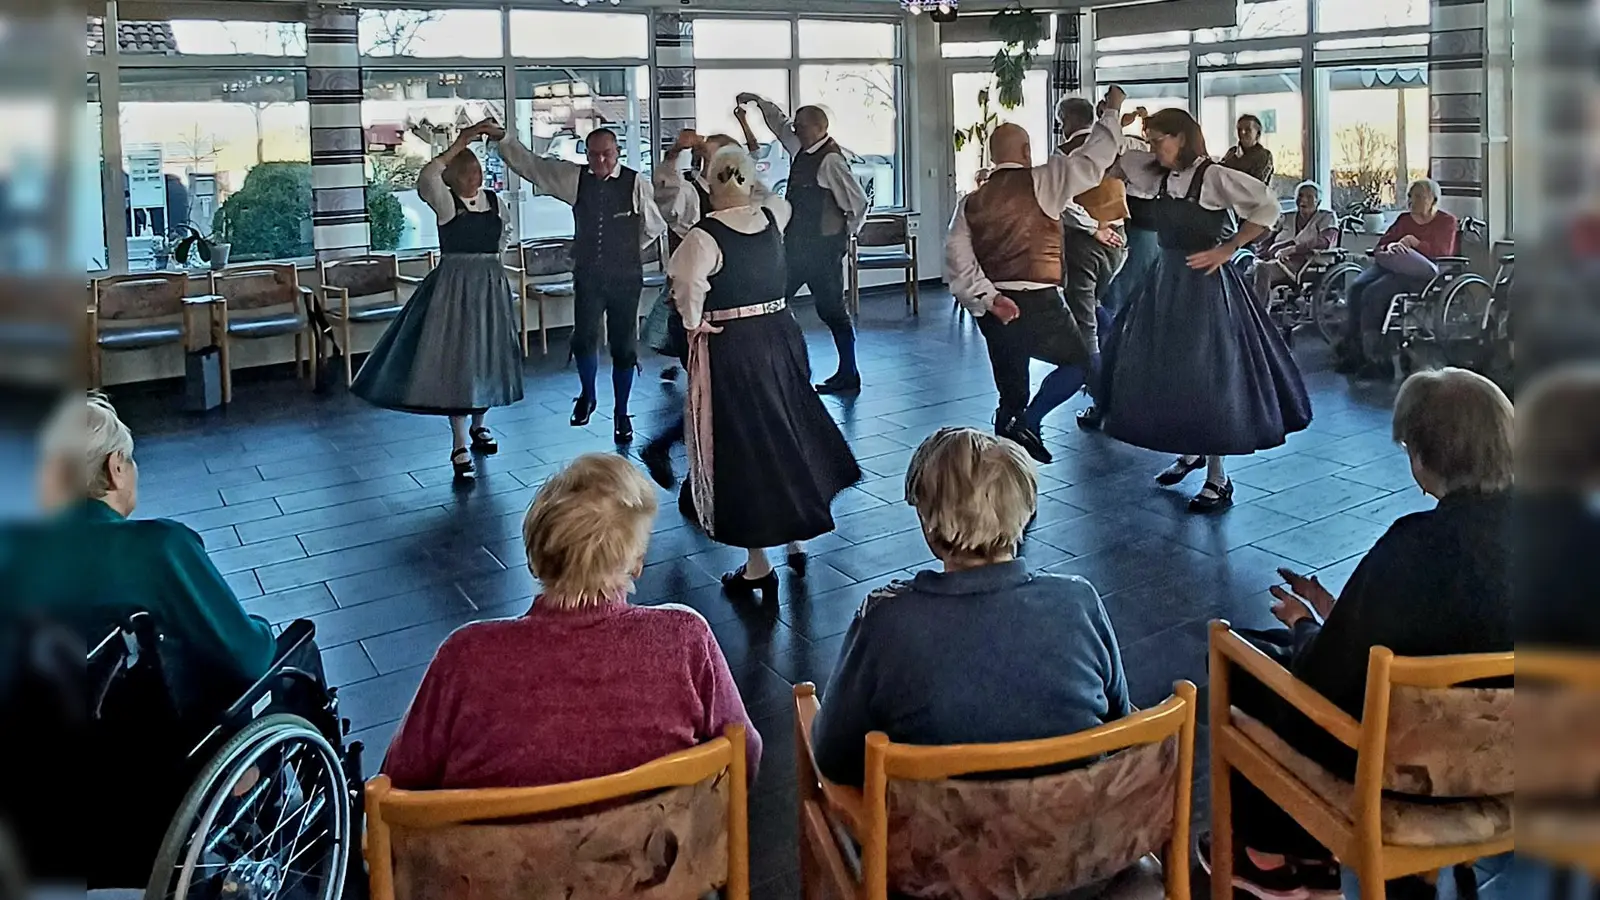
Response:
[574,165,643,278]
[786,138,847,242]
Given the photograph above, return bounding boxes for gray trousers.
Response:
[1061,224,1129,347]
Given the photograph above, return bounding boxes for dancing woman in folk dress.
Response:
[1098,109,1313,512]
[351,120,523,481]
[669,146,861,600]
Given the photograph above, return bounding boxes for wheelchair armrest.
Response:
[192,619,321,760]
[275,618,316,663]
[1435,256,1471,269]
[1497,253,1515,266]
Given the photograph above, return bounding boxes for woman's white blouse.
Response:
[1116,150,1281,228]
[667,193,793,329]
[417,155,512,248]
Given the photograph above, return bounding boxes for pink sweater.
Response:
[382,599,761,790]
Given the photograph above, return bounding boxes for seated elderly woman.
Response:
[811,426,1129,789]
[1,392,308,720]
[1202,367,1514,900]
[1252,181,1339,307]
[1336,177,1460,378]
[382,453,761,790]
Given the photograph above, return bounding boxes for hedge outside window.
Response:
[515,66,652,241]
[363,69,506,252]
[117,68,312,271]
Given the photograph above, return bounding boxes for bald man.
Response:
[738,92,870,394]
[945,87,1127,464]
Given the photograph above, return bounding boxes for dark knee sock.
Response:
[1022,364,1088,432]
[612,363,635,416]
[576,354,599,401]
[831,324,858,378]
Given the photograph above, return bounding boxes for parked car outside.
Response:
[752,141,892,209]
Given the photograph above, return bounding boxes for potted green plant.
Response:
[171,221,232,271]
[989,5,1044,110]
[954,87,1001,190]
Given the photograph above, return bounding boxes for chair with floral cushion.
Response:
[1207,621,1514,900]
[364,725,749,900]
[793,681,1197,900]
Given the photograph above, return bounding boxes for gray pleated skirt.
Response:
[351,253,524,415]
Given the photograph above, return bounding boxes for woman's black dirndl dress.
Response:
[679,209,861,548]
[1099,160,1312,456]
[351,191,524,415]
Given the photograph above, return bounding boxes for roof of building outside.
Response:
[88,18,179,55]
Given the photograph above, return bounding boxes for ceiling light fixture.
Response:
[560,0,622,6]
[901,0,955,14]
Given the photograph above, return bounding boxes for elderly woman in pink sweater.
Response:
[382,453,761,790]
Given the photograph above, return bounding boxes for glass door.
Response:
[1199,67,1305,202]
[948,69,1050,194]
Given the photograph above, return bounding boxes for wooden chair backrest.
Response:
[1375,650,1515,797]
[518,239,575,277]
[366,726,748,900]
[860,683,1196,900]
[856,214,909,249]
[320,254,399,299]
[210,263,300,312]
[93,272,188,320]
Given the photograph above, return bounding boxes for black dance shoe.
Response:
[1155,455,1205,486]
[450,447,475,481]
[614,415,634,445]
[786,548,808,576]
[469,426,498,455]
[1188,478,1235,513]
[1076,405,1104,431]
[721,565,779,600]
[640,439,676,489]
[815,373,862,395]
[570,395,597,427]
[1001,420,1053,464]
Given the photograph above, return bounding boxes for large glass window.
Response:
[118,68,311,270]
[799,64,902,208]
[798,20,897,59]
[359,9,502,58]
[1116,82,1190,134]
[1199,67,1304,201]
[693,19,792,60]
[950,70,1049,193]
[509,11,648,59]
[1195,0,1307,42]
[1316,64,1429,211]
[515,66,651,241]
[1315,0,1427,32]
[695,68,789,146]
[164,21,306,55]
[362,70,506,252]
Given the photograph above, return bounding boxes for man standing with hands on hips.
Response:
[495,126,667,444]
[736,92,869,395]
[944,85,1128,464]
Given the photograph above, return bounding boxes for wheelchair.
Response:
[65,614,366,899]
[1255,212,1368,347]
[1378,217,1494,374]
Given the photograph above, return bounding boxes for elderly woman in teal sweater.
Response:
[0,393,312,719]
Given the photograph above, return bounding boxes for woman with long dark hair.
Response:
[1098,108,1312,512]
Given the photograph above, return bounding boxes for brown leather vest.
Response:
[1060,132,1130,226]
[963,167,1063,285]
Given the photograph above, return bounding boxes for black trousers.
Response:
[785,234,853,347]
[573,273,642,368]
[1062,224,1129,348]
[976,287,1085,424]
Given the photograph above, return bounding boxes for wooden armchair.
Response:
[317,254,417,386]
[365,725,749,900]
[848,214,918,317]
[207,263,317,401]
[793,681,1196,900]
[506,238,575,356]
[89,272,212,391]
[1207,621,1514,900]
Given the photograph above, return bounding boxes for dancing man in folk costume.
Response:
[944,86,1130,465]
[493,127,668,444]
[735,92,869,395]
[351,119,523,482]
[668,145,861,601]
[1097,108,1313,512]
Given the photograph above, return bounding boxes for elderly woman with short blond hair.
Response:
[382,453,761,790]
[810,426,1129,789]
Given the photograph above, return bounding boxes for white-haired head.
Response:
[706,144,758,210]
[37,391,139,515]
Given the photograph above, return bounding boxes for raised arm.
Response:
[733,105,762,154]
[739,92,801,156]
[418,123,492,223]
[944,194,999,316]
[495,130,582,206]
[654,131,705,235]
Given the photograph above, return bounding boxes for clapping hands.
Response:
[1269,567,1336,627]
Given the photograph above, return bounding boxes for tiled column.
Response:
[1428,0,1488,222]
[307,7,369,260]
[656,13,694,158]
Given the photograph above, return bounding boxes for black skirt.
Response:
[681,310,860,548]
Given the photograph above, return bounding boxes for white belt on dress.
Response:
[703,299,786,324]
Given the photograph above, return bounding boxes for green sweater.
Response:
[0,498,275,716]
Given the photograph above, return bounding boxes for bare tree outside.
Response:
[1332,123,1398,211]
[171,125,224,174]
[362,9,444,57]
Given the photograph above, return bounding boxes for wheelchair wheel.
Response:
[1312,261,1363,346]
[146,714,350,900]
[1438,274,1494,368]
